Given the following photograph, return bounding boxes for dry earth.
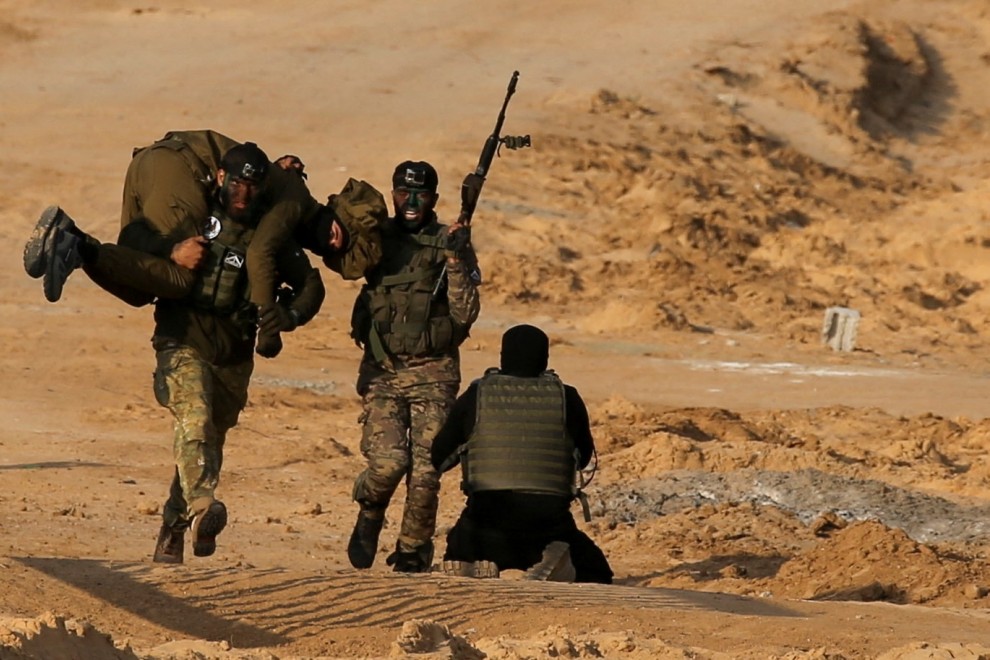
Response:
[2,1,990,658]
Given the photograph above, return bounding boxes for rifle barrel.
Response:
[475,71,520,177]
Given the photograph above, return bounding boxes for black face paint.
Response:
[220,175,267,222]
[394,187,434,229]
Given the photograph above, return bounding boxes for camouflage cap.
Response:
[392,160,438,192]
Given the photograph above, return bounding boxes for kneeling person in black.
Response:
[431,324,613,584]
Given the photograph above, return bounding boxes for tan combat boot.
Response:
[524,541,576,582]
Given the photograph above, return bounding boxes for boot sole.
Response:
[42,223,81,303]
[152,524,185,564]
[192,501,228,557]
[441,559,500,579]
[23,206,62,278]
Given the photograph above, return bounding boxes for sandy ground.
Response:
[3,0,990,658]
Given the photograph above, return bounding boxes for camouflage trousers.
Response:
[353,378,458,552]
[153,345,253,529]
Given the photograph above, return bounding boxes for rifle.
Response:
[433,71,531,298]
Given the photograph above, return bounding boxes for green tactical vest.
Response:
[352,220,465,364]
[188,209,255,315]
[462,370,577,497]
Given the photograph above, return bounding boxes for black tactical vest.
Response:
[462,370,577,496]
[188,210,255,315]
[352,220,465,363]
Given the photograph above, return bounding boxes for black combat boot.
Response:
[152,522,185,564]
[386,540,434,574]
[191,500,228,557]
[23,205,86,302]
[347,505,385,569]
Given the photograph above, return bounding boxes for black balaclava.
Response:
[500,324,550,377]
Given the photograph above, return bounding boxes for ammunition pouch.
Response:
[152,365,170,408]
[368,315,464,361]
[188,240,249,315]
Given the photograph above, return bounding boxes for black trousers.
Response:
[442,492,613,584]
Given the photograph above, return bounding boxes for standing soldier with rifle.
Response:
[346,72,530,573]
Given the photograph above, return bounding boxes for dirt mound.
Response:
[580,391,990,609]
[595,497,990,607]
[589,399,990,499]
[474,6,990,368]
[6,611,989,660]
[0,612,137,659]
[770,520,990,605]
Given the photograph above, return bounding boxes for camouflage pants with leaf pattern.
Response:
[353,378,458,552]
[153,345,253,529]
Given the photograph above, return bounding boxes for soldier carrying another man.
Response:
[23,134,379,562]
[25,129,385,355]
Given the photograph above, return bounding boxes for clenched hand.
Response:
[170,236,208,270]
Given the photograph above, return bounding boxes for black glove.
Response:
[255,332,283,359]
[258,302,298,336]
[445,225,471,257]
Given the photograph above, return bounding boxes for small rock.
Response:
[294,502,322,516]
[135,500,159,516]
[963,583,988,599]
[811,511,848,537]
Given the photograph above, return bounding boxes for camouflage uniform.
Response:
[153,345,253,528]
[350,213,481,567]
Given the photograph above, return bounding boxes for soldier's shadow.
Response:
[620,552,789,587]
